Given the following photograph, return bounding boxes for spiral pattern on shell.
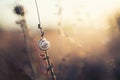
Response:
[38,38,50,51]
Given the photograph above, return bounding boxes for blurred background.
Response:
[0,0,120,80]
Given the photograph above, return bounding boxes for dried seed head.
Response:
[13,5,25,16]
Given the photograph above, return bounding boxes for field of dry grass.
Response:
[0,27,120,80]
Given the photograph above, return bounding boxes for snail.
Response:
[38,38,50,51]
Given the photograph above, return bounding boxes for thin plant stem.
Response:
[19,17,36,80]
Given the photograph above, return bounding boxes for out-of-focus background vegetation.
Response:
[0,0,120,80]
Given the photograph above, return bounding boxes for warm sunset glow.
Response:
[0,0,120,30]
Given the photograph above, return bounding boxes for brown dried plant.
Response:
[13,5,36,80]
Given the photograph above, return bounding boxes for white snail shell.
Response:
[38,38,50,51]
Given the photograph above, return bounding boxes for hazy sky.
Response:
[0,0,120,30]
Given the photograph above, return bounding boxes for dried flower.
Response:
[13,5,25,16]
